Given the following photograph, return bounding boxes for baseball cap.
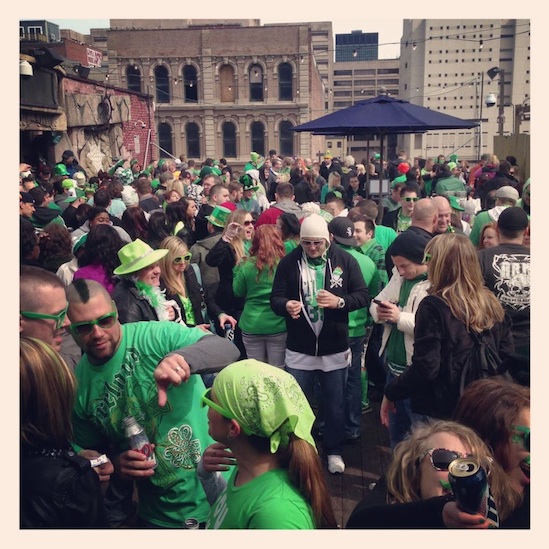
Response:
[328,217,357,247]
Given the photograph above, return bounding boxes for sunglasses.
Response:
[419,448,469,471]
[402,197,420,202]
[301,240,324,247]
[422,252,432,264]
[20,302,68,330]
[173,253,192,264]
[68,311,118,336]
[243,220,255,226]
[511,425,530,451]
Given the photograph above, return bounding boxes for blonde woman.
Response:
[320,171,343,203]
[206,209,255,358]
[347,419,522,528]
[383,232,514,420]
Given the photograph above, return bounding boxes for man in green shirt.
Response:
[66,278,240,528]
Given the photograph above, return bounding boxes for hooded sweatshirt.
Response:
[255,199,305,227]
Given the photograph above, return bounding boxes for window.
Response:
[158,122,173,156]
[222,121,237,158]
[334,70,353,76]
[185,122,200,159]
[126,65,141,93]
[155,65,170,103]
[250,121,265,157]
[249,64,264,102]
[279,120,294,157]
[184,65,198,103]
[278,63,293,101]
[219,65,236,102]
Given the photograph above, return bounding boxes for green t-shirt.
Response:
[233,258,286,335]
[207,468,315,529]
[72,321,218,527]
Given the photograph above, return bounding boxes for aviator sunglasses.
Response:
[419,448,469,471]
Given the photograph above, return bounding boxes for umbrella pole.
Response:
[365,138,370,197]
[376,134,384,225]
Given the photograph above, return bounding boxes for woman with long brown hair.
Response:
[382,232,514,421]
[233,225,287,367]
[198,359,338,529]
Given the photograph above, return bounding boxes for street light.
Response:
[487,66,505,136]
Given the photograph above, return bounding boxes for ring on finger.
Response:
[175,366,181,372]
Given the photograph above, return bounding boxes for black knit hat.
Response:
[387,229,430,265]
[497,206,529,232]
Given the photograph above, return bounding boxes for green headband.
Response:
[209,359,317,453]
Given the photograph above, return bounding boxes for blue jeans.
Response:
[285,365,347,455]
[345,336,366,439]
[386,370,412,449]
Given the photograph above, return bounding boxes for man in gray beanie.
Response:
[271,214,370,475]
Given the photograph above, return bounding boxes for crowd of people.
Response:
[19,146,530,529]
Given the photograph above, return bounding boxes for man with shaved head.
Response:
[431,195,453,234]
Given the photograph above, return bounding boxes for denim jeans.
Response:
[345,336,366,439]
[285,365,347,456]
[386,370,412,449]
[242,332,287,368]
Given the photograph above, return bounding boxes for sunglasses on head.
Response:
[402,196,420,202]
[20,302,68,330]
[68,310,118,336]
[173,253,192,264]
[420,448,469,471]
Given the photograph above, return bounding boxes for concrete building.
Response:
[335,30,378,62]
[399,19,530,165]
[84,19,332,170]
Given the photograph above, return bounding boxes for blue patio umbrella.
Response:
[293,92,478,218]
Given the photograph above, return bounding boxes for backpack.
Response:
[459,330,503,395]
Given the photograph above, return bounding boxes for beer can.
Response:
[448,458,495,521]
[184,517,199,529]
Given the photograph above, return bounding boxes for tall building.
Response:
[399,19,530,164]
[335,30,378,62]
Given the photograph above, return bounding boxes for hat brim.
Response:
[63,196,80,203]
[334,236,358,247]
[113,248,168,275]
[206,215,227,228]
[243,186,259,192]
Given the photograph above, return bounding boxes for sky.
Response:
[47,17,403,59]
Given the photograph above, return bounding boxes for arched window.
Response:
[278,63,293,101]
[250,121,265,157]
[186,122,200,159]
[155,65,170,103]
[249,64,264,102]
[158,122,173,157]
[126,65,141,93]
[219,65,235,103]
[222,121,237,158]
[279,120,294,157]
[183,65,198,103]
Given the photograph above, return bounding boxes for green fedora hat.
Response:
[206,205,231,228]
[113,239,168,276]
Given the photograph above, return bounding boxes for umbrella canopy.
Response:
[293,93,479,136]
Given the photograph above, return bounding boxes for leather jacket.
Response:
[21,447,107,528]
[111,278,159,324]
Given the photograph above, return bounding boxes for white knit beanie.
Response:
[300,213,329,242]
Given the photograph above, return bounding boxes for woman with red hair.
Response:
[233,224,287,367]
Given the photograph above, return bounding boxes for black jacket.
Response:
[384,295,515,418]
[270,244,370,356]
[21,447,107,528]
[111,278,159,324]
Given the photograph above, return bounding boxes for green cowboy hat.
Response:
[113,239,168,276]
[239,174,259,192]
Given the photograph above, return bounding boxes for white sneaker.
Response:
[327,454,345,474]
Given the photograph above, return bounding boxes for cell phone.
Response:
[373,298,388,307]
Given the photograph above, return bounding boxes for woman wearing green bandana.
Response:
[198,359,338,529]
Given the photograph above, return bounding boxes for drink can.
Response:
[448,457,498,524]
[123,416,157,468]
[184,517,199,529]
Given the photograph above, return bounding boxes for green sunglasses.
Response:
[68,310,118,336]
[20,302,68,330]
[173,253,192,264]
[200,388,251,435]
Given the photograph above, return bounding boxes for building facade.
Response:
[399,19,530,164]
[86,20,331,169]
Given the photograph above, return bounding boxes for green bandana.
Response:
[212,359,317,453]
